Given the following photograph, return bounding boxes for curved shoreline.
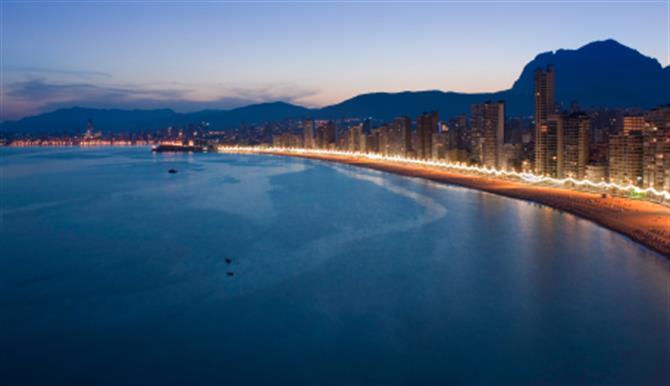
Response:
[251,151,670,258]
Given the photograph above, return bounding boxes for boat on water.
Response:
[152,143,207,153]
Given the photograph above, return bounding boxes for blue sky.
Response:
[1,1,668,120]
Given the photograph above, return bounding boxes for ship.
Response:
[151,143,207,153]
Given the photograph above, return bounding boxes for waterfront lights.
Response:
[218,146,670,202]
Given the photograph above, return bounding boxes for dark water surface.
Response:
[1,147,668,385]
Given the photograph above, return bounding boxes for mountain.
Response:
[317,91,498,120]
[0,107,179,134]
[181,102,313,129]
[2,39,668,133]
[507,39,670,114]
[0,102,311,134]
[320,39,669,119]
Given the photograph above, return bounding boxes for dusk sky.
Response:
[1,1,668,121]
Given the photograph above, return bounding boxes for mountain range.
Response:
[2,39,668,133]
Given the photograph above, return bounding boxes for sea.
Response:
[1,147,668,385]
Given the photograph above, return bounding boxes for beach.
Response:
[258,151,670,258]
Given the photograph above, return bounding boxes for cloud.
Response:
[4,65,112,78]
[5,79,186,102]
[1,79,318,120]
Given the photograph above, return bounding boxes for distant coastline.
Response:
[235,150,670,258]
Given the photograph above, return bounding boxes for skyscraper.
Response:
[416,111,438,160]
[561,112,590,179]
[303,119,315,149]
[347,124,365,152]
[642,127,670,191]
[316,121,336,149]
[645,105,670,129]
[471,101,505,168]
[84,118,96,140]
[389,116,412,157]
[622,115,647,135]
[545,114,563,178]
[534,65,556,174]
[642,105,670,191]
[378,125,391,156]
[609,131,643,186]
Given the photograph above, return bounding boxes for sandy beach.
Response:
[258,151,670,258]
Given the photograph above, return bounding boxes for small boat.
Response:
[168,169,178,174]
[227,272,234,277]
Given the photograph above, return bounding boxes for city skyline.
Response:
[3,3,670,383]
[2,1,669,120]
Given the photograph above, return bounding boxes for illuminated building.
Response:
[561,112,590,179]
[84,118,95,139]
[347,124,365,152]
[389,116,412,157]
[641,105,670,190]
[645,105,670,129]
[471,101,505,168]
[536,114,563,177]
[378,125,391,156]
[609,130,643,186]
[82,118,101,141]
[622,115,647,135]
[362,118,372,135]
[432,132,449,160]
[366,130,380,153]
[534,65,556,174]
[500,143,523,171]
[218,146,670,201]
[642,127,670,191]
[303,119,316,149]
[316,121,336,149]
[273,132,303,148]
[416,111,438,160]
[585,163,608,182]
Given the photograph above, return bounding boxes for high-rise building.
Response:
[273,132,303,148]
[534,114,563,177]
[84,118,95,139]
[500,143,523,171]
[561,112,590,179]
[622,115,647,135]
[642,105,670,192]
[585,163,608,182]
[389,116,412,157]
[609,131,643,186]
[366,130,380,153]
[534,65,556,174]
[642,127,670,191]
[432,132,449,160]
[347,124,365,152]
[416,111,438,160]
[471,101,505,168]
[316,121,336,149]
[83,118,101,140]
[645,105,670,130]
[378,125,391,156]
[362,118,372,135]
[303,119,315,149]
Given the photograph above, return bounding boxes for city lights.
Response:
[218,146,670,201]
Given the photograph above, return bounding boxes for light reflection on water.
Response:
[1,147,668,385]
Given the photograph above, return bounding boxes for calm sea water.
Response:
[1,147,668,385]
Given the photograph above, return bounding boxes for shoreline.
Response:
[256,151,670,258]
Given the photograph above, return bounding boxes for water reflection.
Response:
[1,148,668,385]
